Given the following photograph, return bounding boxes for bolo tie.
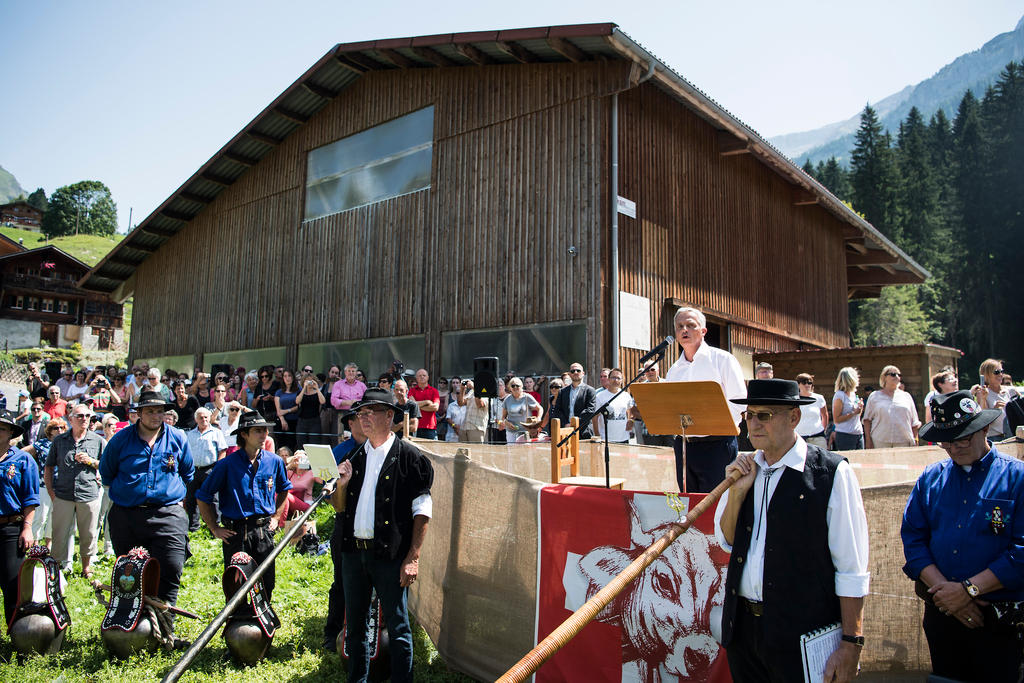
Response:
[754,467,776,540]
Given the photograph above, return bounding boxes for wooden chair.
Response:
[550,417,626,489]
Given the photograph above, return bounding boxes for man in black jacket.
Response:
[549,362,598,439]
[714,379,869,683]
[333,389,433,683]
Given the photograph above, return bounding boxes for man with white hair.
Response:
[665,306,746,492]
[184,407,227,532]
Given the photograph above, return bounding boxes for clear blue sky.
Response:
[1,0,1021,233]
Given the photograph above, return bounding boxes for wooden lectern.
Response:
[630,380,738,493]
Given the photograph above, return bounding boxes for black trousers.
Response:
[0,523,25,624]
[673,435,738,493]
[184,465,215,532]
[923,602,1022,682]
[221,518,276,602]
[726,601,803,683]
[323,514,346,644]
[108,503,189,607]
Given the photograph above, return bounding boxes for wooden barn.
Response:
[81,23,926,378]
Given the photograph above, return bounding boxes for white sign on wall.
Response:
[619,291,651,350]
[616,195,637,219]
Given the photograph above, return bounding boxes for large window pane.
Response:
[203,346,288,374]
[305,107,433,220]
[441,322,587,378]
[298,335,425,379]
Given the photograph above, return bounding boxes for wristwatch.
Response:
[962,579,981,598]
[841,634,865,647]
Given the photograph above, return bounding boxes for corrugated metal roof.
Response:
[81,21,926,301]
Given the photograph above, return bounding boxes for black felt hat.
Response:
[0,411,24,439]
[230,410,276,435]
[919,390,1001,443]
[135,390,173,410]
[730,379,817,406]
[353,389,404,425]
[729,378,815,405]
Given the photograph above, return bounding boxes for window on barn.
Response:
[41,299,53,312]
[57,300,69,314]
[304,106,434,220]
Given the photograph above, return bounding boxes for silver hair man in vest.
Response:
[714,379,870,682]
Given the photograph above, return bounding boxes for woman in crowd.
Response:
[111,372,130,419]
[274,369,301,450]
[863,365,921,449]
[923,368,959,423]
[524,376,542,404]
[377,373,393,391]
[23,418,67,549]
[87,374,121,415]
[489,378,508,442]
[274,451,323,525]
[295,374,326,446]
[219,400,244,437]
[239,371,259,409]
[206,382,231,427]
[190,372,212,405]
[795,373,829,448]
[254,367,280,422]
[66,370,89,403]
[170,380,200,430]
[831,367,864,450]
[436,377,450,441]
[972,358,1019,439]
[500,377,542,443]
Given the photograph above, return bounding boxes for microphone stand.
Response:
[556,352,666,488]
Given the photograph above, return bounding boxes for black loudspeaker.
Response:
[210,363,232,378]
[44,361,63,382]
[473,357,499,397]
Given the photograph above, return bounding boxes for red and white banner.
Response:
[537,486,732,682]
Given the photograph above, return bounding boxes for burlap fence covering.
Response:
[408,439,1006,681]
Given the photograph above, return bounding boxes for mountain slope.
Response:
[771,15,1024,165]
[0,165,26,203]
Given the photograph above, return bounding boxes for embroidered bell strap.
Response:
[223,552,280,638]
[101,550,155,632]
[10,546,70,631]
[341,590,383,660]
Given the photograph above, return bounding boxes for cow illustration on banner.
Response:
[537,487,732,682]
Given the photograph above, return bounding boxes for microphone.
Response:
[639,335,675,365]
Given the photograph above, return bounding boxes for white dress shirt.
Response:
[664,341,747,433]
[713,437,870,601]
[353,433,432,540]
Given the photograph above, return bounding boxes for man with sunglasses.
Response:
[715,379,869,683]
[332,389,433,681]
[901,390,1024,681]
[549,362,598,439]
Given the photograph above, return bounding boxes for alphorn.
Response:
[160,477,337,683]
[92,582,201,620]
[497,468,743,683]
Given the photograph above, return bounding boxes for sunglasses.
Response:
[742,409,781,422]
[303,368,313,373]
[993,369,1005,375]
[886,372,901,377]
[569,369,583,374]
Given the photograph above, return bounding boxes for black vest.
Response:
[721,445,845,655]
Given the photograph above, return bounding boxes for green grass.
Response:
[0,504,476,682]
[0,226,122,267]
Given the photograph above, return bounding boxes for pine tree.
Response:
[894,107,941,270]
[819,157,851,201]
[849,105,897,236]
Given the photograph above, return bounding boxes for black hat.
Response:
[136,390,173,410]
[231,410,276,435]
[730,379,816,406]
[0,411,24,439]
[339,409,359,429]
[353,389,403,424]
[919,390,1000,443]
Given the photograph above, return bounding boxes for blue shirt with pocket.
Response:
[100,424,194,507]
[196,448,291,520]
[0,447,40,516]
[902,446,1024,600]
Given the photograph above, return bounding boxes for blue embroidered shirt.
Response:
[196,448,291,520]
[100,424,194,507]
[902,446,1024,600]
[0,447,40,515]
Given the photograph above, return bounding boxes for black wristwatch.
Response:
[841,634,865,647]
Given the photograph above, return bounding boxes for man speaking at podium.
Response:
[664,306,746,492]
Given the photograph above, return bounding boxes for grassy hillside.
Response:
[0,225,122,267]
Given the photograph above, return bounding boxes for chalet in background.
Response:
[81,23,926,377]
[1,243,123,351]
[0,201,43,232]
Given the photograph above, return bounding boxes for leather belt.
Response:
[684,435,729,443]
[354,538,373,550]
[0,514,25,525]
[742,598,764,617]
[224,516,270,531]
